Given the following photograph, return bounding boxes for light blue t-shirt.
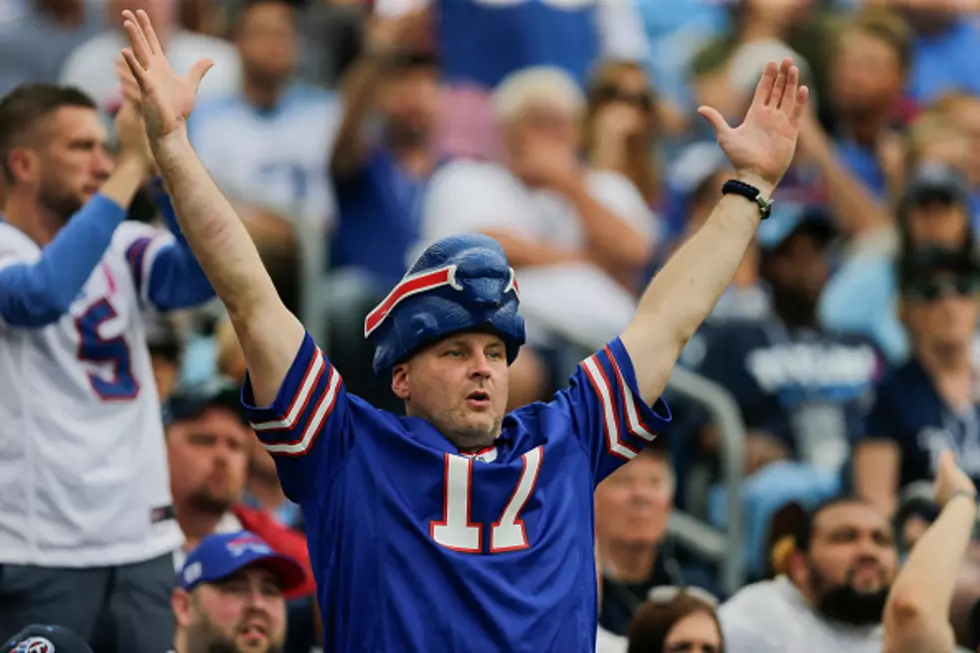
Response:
[818,255,908,363]
[638,1,729,111]
[909,19,980,104]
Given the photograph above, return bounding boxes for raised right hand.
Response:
[512,137,580,191]
[593,104,642,143]
[120,9,212,142]
[372,5,429,48]
[935,449,977,508]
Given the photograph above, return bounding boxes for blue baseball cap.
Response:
[178,531,308,593]
[4,625,92,653]
[756,201,835,251]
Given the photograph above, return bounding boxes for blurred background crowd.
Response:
[7,0,980,651]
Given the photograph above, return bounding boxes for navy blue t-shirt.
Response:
[864,358,980,490]
[695,321,885,469]
[331,148,427,289]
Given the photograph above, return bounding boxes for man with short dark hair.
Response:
[171,531,308,653]
[167,383,254,561]
[327,13,439,412]
[165,383,316,601]
[719,498,897,652]
[0,82,214,650]
[188,0,340,227]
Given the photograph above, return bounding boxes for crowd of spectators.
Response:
[6,0,980,651]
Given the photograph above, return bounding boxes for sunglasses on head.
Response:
[647,585,720,609]
[592,84,653,111]
[905,275,980,302]
[648,586,722,653]
[665,642,721,653]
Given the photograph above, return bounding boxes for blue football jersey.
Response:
[242,332,670,652]
[440,0,599,88]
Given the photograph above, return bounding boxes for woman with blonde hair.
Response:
[584,60,662,208]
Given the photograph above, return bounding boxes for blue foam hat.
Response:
[365,234,526,375]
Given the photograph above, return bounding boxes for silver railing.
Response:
[664,365,747,595]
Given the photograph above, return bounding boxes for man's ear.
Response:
[171,587,193,629]
[6,146,36,185]
[391,363,410,400]
[787,549,809,589]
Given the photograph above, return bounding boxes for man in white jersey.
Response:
[0,84,215,650]
[188,0,341,228]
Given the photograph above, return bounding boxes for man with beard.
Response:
[719,497,897,652]
[165,382,315,603]
[325,9,437,411]
[329,8,436,292]
[0,85,214,649]
[167,382,253,561]
[693,202,885,578]
[171,531,308,653]
[187,0,340,228]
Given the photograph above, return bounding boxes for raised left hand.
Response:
[115,55,156,172]
[120,9,212,142]
[697,58,809,193]
[594,104,642,142]
[512,136,581,191]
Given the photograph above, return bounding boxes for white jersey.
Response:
[0,220,182,567]
[188,84,342,229]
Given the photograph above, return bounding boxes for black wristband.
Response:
[722,179,773,220]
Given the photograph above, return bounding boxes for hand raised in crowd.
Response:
[697,58,808,193]
[876,129,908,192]
[366,5,429,54]
[934,449,977,508]
[593,102,643,145]
[512,136,581,191]
[114,92,154,172]
[120,9,212,142]
[115,54,156,174]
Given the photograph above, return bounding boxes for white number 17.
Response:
[430,446,543,554]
